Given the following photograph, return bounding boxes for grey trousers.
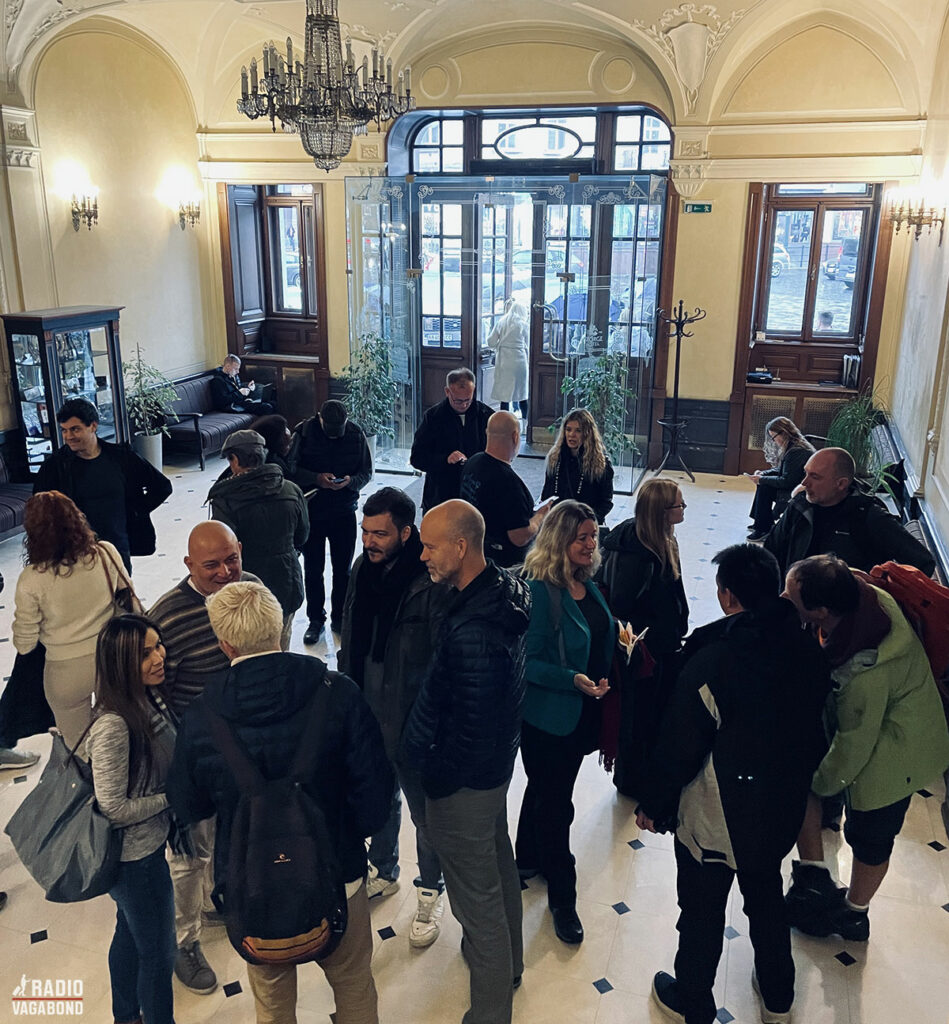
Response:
[426,781,523,1024]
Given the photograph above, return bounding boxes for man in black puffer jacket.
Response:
[168,581,392,1024]
[402,499,531,1024]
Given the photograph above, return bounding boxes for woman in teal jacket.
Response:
[515,500,616,945]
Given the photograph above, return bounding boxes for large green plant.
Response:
[340,332,398,438]
[826,386,895,495]
[123,346,179,436]
[559,337,637,462]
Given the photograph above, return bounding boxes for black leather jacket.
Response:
[401,562,531,798]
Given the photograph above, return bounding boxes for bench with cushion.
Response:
[163,373,257,470]
[0,449,34,540]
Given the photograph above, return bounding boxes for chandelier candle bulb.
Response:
[372,48,378,77]
[346,38,353,65]
[362,56,368,86]
[250,58,258,90]
[241,66,248,99]
[386,58,392,86]
[405,65,411,94]
[287,36,293,69]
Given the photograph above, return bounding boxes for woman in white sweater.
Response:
[13,491,132,747]
[86,613,177,1024]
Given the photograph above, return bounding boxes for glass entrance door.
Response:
[345,173,666,492]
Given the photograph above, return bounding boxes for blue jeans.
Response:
[108,845,177,1024]
[368,764,444,892]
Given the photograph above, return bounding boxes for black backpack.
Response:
[205,681,348,966]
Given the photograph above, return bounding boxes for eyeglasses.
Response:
[667,502,687,510]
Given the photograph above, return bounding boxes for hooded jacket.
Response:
[639,599,831,870]
[764,490,936,577]
[812,587,949,810]
[208,463,309,616]
[401,562,531,798]
[168,653,393,891]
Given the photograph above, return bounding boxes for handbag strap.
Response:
[98,543,140,609]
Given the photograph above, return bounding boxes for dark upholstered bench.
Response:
[0,450,34,540]
[163,373,257,470]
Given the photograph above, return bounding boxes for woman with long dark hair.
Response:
[13,491,135,747]
[598,478,689,797]
[541,409,614,525]
[747,416,814,540]
[86,614,177,1024]
[515,500,616,945]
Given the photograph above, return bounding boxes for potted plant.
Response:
[340,332,398,464]
[558,328,638,463]
[123,345,179,471]
[826,386,896,495]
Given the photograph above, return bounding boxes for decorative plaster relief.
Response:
[634,4,747,113]
[5,120,28,142]
[4,146,38,167]
[5,0,24,33]
[670,160,706,197]
[358,141,382,161]
[679,140,705,157]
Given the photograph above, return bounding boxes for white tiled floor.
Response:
[0,461,947,1023]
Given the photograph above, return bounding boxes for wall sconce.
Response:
[178,201,200,230]
[885,188,946,245]
[71,192,98,231]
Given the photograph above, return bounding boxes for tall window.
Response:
[756,183,879,342]
[264,185,323,320]
[420,202,463,348]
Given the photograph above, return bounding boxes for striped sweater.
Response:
[148,573,259,716]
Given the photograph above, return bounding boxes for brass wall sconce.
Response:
[885,188,946,245]
[178,201,200,230]
[71,193,98,231]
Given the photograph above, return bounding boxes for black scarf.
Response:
[349,527,425,685]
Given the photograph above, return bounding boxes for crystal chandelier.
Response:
[237,0,415,172]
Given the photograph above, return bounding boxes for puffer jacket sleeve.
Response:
[333,673,394,839]
[167,696,217,826]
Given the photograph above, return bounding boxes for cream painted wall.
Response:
[323,179,352,375]
[666,183,747,400]
[32,31,210,379]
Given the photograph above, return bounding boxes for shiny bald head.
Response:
[185,521,243,596]
[420,500,486,590]
[485,410,521,463]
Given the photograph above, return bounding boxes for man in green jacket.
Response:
[208,430,308,648]
[782,554,949,941]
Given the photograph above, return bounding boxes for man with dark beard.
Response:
[337,486,449,948]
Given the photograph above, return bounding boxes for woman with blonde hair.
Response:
[747,416,814,540]
[541,408,614,524]
[515,500,616,945]
[487,298,530,422]
[13,491,136,747]
[597,477,689,797]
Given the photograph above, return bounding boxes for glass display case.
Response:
[1,306,128,477]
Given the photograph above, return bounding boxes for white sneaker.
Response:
[0,748,40,771]
[409,888,443,948]
[752,971,792,1023]
[366,866,399,901]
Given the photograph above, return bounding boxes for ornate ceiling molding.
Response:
[633,4,748,114]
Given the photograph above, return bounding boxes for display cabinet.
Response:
[1,306,128,477]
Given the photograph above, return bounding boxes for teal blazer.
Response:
[522,578,617,736]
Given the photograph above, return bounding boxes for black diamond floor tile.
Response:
[917,788,933,798]
[593,977,613,994]
[30,930,48,943]
[716,1009,735,1023]
[377,926,396,940]
[611,902,630,915]
[13,775,27,783]
[928,841,947,852]
[628,839,645,850]
[723,925,739,940]
[223,981,242,997]
[835,951,857,966]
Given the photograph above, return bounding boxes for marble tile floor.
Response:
[0,459,947,1023]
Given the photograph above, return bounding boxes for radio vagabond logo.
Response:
[11,975,84,1016]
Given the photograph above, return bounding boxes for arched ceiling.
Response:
[2,0,946,124]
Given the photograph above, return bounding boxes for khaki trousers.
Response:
[246,884,378,1024]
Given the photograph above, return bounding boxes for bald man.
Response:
[764,447,935,577]
[460,410,549,567]
[148,521,261,996]
[403,500,532,1024]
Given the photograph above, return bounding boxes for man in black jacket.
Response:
[34,397,172,570]
[410,368,493,513]
[338,486,449,946]
[209,354,273,414]
[290,400,372,642]
[637,544,830,1024]
[168,581,392,1024]
[764,447,935,577]
[403,500,531,1024]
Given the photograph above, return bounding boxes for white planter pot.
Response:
[132,431,163,472]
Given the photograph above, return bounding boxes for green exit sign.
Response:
[683,202,712,213]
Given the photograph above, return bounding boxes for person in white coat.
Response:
[487,299,530,424]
